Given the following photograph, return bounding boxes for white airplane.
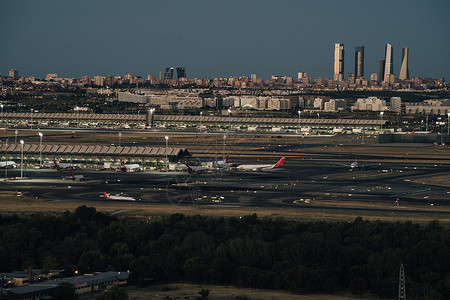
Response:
[53,158,78,171]
[186,160,207,174]
[63,170,89,181]
[206,154,229,168]
[339,159,381,170]
[0,161,17,168]
[103,192,135,201]
[120,159,142,172]
[236,157,285,171]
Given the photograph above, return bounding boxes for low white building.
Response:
[351,97,389,111]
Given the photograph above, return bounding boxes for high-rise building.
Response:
[9,69,19,78]
[379,60,385,83]
[251,73,257,82]
[399,47,409,80]
[334,43,344,81]
[354,46,364,78]
[176,67,186,79]
[163,67,174,80]
[384,43,394,82]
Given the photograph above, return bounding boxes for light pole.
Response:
[20,139,24,179]
[150,108,155,129]
[426,115,429,131]
[200,111,203,132]
[38,132,43,168]
[15,130,18,144]
[165,135,169,169]
[118,132,122,147]
[75,106,79,128]
[297,111,301,133]
[30,109,33,129]
[317,113,320,134]
[1,103,3,124]
[227,109,231,130]
[380,111,384,132]
[447,113,450,134]
[223,135,226,163]
[5,140,8,181]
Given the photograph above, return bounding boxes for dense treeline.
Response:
[0,206,449,299]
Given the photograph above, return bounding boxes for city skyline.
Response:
[1,0,449,80]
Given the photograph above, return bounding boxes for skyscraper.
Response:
[384,43,394,82]
[176,67,186,79]
[334,43,344,81]
[163,67,174,80]
[354,46,364,78]
[399,47,409,80]
[379,60,385,82]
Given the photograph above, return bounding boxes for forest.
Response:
[0,206,448,299]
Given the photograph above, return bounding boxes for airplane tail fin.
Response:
[225,154,229,163]
[120,159,127,171]
[53,157,60,169]
[104,192,109,198]
[185,160,192,172]
[272,157,285,169]
[70,170,75,180]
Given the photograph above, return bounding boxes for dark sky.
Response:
[1,0,449,80]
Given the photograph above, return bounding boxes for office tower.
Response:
[384,43,394,82]
[379,60,385,83]
[354,46,364,78]
[163,67,174,80]
[251,73,257,82]
[334,43,344,81]
[399,47,409,80]
[9,69,19,78]
[176,67,186,79]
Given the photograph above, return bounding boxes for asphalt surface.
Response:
[1,157,449,216]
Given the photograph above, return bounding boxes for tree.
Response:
[95,285,128,300]
[52,282,77,300]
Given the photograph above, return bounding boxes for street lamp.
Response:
[227,109,231,130]
[118,132,122,147]
[297,111,301,133]
[426,115,429,131]
[15,130,18,144]
[317,113,320,134]
[30,109,33,129]
[38,132,43,168]
[0,103,3,124]
[75,106,79,128]
[5,139,8,181]
[223,135,226,163]
[447,112,450,134]
[20,139,24,179]
[200,111,203,132]
[380,111,384,131]
[150,108,155,129]
[165,136,169,169]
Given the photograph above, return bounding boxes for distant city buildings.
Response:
[176,67,186,79]
[334,43,345,81]
[355,46,364,78]
[399,47,409,80]
[163,67,174,80]
[9,69,18,78]
[351,97,389,112]
[384,43,394,82]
